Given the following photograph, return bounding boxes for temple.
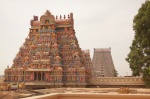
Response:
[82,50,94,83]
[92,48,115,77]
[4,10,93,88]
[3,10,146,90]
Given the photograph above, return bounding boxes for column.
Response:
[37,72,38,81]
[41,72,42,81]
[33,72,34,81]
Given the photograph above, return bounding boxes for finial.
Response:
[33,15,38,21]
[64,15,66,19]
[60,15,62,19]
[56,15,58,19]
[70,12,73,19]
[45,10,51,16]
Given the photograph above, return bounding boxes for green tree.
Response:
[126,1,150,87]
[113,69,118,77]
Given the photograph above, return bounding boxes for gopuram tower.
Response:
[4,10,88,88]
[82,50,94,83]
[92,48,115,77]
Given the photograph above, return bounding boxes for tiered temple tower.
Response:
[4,10,87,88]
[92,48,115,77]
[82,50,94,83]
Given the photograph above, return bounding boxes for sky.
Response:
[0,0,146,76]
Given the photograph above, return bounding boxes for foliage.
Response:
[126,1,150,87]
[143,67,150,87]
[113,69,118,77]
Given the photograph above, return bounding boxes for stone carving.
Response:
[34,16,38,21]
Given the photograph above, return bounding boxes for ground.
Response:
[0,88,150,99]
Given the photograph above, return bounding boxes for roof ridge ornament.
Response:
[45,10,51,16]
[40,10,55,24]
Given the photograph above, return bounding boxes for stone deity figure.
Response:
[34,16,38,21]
[55,56,61,63]
[46,73,49,81]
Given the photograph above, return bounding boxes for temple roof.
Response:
[94,48,111,52]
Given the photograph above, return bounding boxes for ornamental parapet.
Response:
[32,59,50,64]
[90,77,144,85]
[64,82,86,85]
[39,29,57,33]
[25,82,63,86]
[27,68,51,71]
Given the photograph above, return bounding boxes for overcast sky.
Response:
[0,0,145,76]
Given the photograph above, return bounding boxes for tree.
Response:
[126,1,150,87]
[113,69,118,77]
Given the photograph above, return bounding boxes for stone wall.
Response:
[89,77,144,86]
[22,93,150,99]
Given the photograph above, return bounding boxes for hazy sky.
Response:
[0,0,145,76]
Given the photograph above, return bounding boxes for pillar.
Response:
[33,72,34,81]
[37,72,38,81]
[41,72,42,81]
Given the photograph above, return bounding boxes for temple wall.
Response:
[89,77,144,85]
[22,93,150,99]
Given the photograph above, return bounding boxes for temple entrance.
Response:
[34,72,45,81]
[38,73,41,81]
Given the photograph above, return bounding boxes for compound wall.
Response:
[89,77,144,87]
